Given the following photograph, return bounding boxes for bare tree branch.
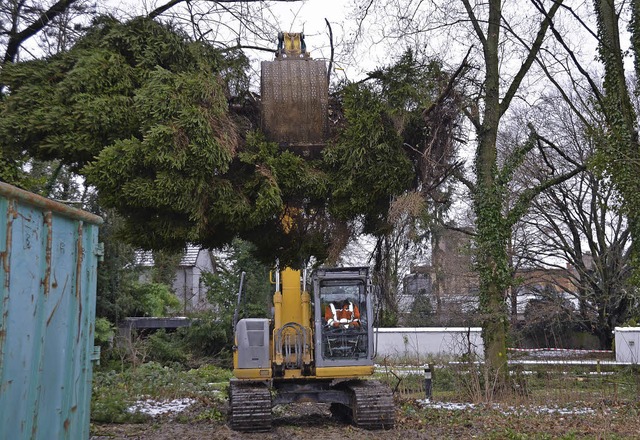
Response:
[460,0,486,46]
[423,46,472,118]
[3,0,77,64]
[506,162,585,229]
[325,18,334,86]
[530,0,605,108]
[219,44,275,53]
[499,0,563,118]
[531,125,585,168]
[148,0,184,19]
[453,167,475,193]
[533,49,596,130]
[149,0,304,19]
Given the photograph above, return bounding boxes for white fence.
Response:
[374,327,484,360]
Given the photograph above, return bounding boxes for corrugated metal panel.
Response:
[0,182,102,440]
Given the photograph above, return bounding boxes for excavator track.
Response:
[349,380,395,429]
[228,381,272,432]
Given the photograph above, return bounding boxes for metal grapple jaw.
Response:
[261,31,328,157]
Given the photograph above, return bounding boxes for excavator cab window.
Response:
[319,281,368,360]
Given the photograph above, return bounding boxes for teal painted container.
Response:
[0,182,103,440]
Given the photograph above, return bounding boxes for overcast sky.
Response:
[100,0,374,82]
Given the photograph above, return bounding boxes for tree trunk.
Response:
[472,0,510,392]
[594,0,640,252]
[474,184,511,391]
[508,237,517,327]
[595,318,613,349]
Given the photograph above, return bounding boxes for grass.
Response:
[375,359,640,439]
[91,362,232,423]
[376,357,640,402]
[91,359,640,438]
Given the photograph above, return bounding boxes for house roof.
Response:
[179,246,202,266]
[134,245,205,268]
[134,250,154,267]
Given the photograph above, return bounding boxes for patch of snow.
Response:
[529,405,596,415]
[417,400,598,415]
[127,398,196,416]
[417,401,477,411]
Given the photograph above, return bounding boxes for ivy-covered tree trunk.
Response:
[596,0,637,134]
[593,0,640,273]
[474,187,511,387]
[471,0,510,389]
[464,0,563,392]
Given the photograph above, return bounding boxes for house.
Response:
[135,245,216,313]
[403,228,579,325]
[402,228,479,325]
[510,267,579,316]
[174,246,216,313]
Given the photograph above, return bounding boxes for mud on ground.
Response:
[91,401,423,440]
[91,397,640,440]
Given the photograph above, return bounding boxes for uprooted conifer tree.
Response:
[1,17,464,274]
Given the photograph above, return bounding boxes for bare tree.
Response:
[533,1,640,279]
[350,0,584,390]
[491,75,637,349]
[526,172,633,348]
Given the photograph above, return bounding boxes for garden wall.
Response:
[374,327,483,360]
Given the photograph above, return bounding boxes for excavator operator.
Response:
[325,299,360,328]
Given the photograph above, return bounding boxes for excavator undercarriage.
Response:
[229,379,395,432]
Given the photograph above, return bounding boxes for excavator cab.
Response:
[276,32,309,58]
[315,268,371,363]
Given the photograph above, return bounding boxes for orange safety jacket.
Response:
[325,302,361,327]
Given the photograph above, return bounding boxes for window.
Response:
[319,280,368,360]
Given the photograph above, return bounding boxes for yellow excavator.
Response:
[228,33,395,432]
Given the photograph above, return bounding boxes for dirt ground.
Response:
[90,398,640,440]
[91,402,417,440]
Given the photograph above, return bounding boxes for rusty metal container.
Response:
[261,59,328,155]
[0,182,103,440]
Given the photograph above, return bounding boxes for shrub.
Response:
[178,313,233,361]
[131,282,181,317]
[94,317,115,347]
[146,330,188,364]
